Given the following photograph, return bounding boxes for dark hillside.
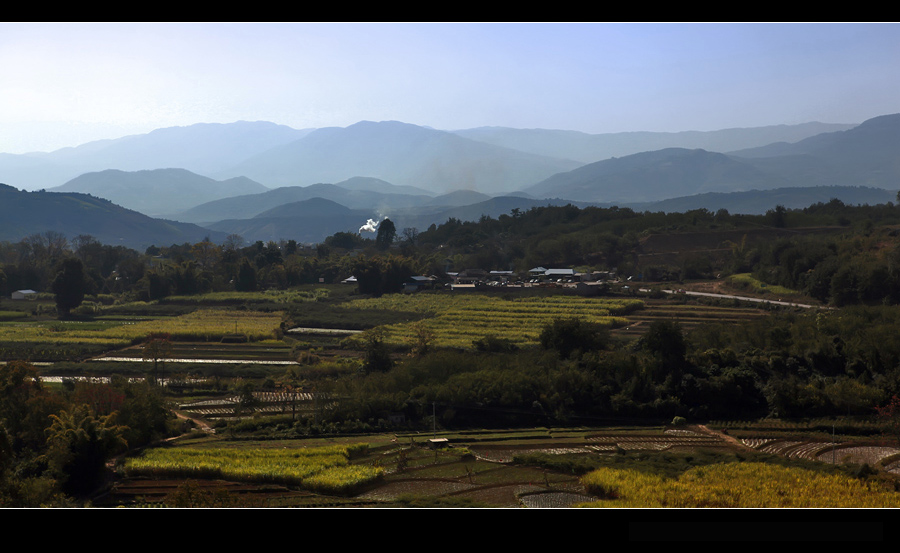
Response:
[524,148,781,203]
[0,184,226,250]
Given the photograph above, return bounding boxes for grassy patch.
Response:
[727,273,797,296]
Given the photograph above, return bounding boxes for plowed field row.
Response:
[609,299,770,338]
[815,445,900,466]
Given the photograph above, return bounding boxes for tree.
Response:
[353,254,416,297]
[235,257,258,291]
[0,361,63,454]
[42,405,127,496]
[236,382,260,415]
[115,379,173,447]
[142,333,173,383]
[643,320,688,367]
[401,227,419,246]
[362,328,394,373]
[408,321,435,356]
[51,257,87,318]
[223,233,245,252]
[539,317,610,359]
[876,394,900,446]
[376,218,397,250]
[767,204,787,228]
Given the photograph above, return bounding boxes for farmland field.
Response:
[338,292,644,348]
[6,285,898,510]
[97,423,900,508]
[0,309,283,352]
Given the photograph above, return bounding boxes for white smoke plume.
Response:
[359,218,379,233]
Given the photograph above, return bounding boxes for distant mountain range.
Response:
[1,114,899,247]
[208,120,584,194]
[0,121,311,192]
[522,114,900,203]
[0,118,855,196]
[451,121,855,164]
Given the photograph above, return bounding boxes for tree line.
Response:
[5,199,900,313]
[306,306,899,433]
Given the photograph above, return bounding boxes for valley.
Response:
[3,114,900,511]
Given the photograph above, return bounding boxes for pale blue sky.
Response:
[1,22,899,154]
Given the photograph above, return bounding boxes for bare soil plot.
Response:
[610,298,771,339]
[816,445,900,466]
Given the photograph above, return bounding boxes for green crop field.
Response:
[339,293,645,349]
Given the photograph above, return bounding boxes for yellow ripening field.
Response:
[124,444,381,494]
[0,309,283,347]
[341,293,644,348]
[579,462,900,508]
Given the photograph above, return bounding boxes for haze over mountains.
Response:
[1,114,898,248]
[52,169,269,218]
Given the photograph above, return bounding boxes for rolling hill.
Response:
[202,197,378,244]
[49,168,270,217]
[169,181,438,224]
[626,186,899,215]
[0,183,226,250]
[523,148,781,203]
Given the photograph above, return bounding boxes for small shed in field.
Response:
[403,275,437,292]
[11,289,37,300]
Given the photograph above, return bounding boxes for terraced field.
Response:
[340,293,644,349]
[178,390,329,419]
[99,423,900,508]
[610,298,772,339]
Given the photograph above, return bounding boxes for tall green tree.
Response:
[376,218,397,250]
[235,257,258,291]
[51,257,87,318]
[42,405,128,496]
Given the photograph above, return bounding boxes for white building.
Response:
[11,289,37,300]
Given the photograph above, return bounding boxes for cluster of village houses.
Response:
[339,267,620,294]
[9,269,621,299]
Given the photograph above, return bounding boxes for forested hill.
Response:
[410,199,900,307]
[0,183,225,250]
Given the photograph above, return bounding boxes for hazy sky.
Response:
[2,22,899,154]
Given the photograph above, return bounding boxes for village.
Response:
[340,267,622,294]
